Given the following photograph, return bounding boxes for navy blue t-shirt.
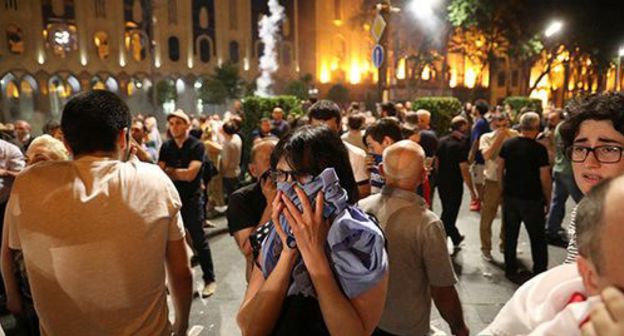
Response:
[158,136,205,199]
[471,118,490,164]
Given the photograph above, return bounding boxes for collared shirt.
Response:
[0,139,25,203]
[359,186,456,336]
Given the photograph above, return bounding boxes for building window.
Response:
[229,0,238,30]
[168,36,180,62]
[497,71,506,88]
[168,0,177,24]
[93,31,109,59]
[199,6,209,29]
[334,0,342,20]
[282,44,292,66]
[6,25,24,54]
[47,24,78,59]
[229,41,240,63]
[198,37,211,63]
[5,0,17,10]
[512,70,519,87]
[94,0,106,18]
[282,17,290,38]
[126,30,147,61]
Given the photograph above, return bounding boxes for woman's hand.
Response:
[272,190,297,258]
[280,186,329,271]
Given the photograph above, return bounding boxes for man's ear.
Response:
[118,128,129,151]
[379,163,386,179]
[577,255,601,296]
[248,163,258,179]
[382,136,394,147]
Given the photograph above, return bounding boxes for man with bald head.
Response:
[359,141,468,336]
[226,139,277,280]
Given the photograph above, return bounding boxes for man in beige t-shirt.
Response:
[479,112,519,261]
[4,91,192,335]
[359,141,468,336]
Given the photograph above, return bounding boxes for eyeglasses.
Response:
[271,169,313,184]
[566,145,624,163]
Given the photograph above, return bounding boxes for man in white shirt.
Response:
[3,90,192,335]
[479,112,518,261]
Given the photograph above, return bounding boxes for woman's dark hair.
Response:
[271,125,359,204]
[61,90,131,156]
[560,92,624,149]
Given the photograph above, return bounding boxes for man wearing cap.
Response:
[159,109,217,298]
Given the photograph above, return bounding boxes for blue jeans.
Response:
[545,172,583,236]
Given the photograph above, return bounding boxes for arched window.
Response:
[282,17,290,38]
[93,31,109,59]
[168,36,180,62]
[94,0,106,18]
[126,30,147,61]
[199,6,209,29]
[198,37,211,63]
[6,25,24,54]
[168,0,178,24]
[91,76,106,90]
[229,1,238,30]
[229,41,240,64]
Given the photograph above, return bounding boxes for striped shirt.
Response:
[563,205,579,264]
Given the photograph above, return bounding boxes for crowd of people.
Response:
[0,89,623,335]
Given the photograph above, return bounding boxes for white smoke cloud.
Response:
[255,0,285,97]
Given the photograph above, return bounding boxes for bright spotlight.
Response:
[545,21,563,38]
[619,47,624,57]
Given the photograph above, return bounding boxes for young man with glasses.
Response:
[560,92,624,264]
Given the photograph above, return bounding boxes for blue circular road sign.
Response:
[372,44,384,69]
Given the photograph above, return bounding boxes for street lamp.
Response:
[545,21,563,38]
[617,46,624,92]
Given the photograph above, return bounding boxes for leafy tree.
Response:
[197,62,245,104]
[283,80,309,100]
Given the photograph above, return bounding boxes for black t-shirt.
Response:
[226,182,266,235]
[419,130,439,158]
[499,137,549,200]
[158,136,205,199]
[436,133,470,187]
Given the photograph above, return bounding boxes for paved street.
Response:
[185,190,575,335]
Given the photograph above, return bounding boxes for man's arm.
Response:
[232,205,272,257]
[482,131,507,161]
[459,162,476,200]
[497,158,505,192]
[166,238,193,336]
[540,166,552,210]
[431,286,469,336]
[166,160,203,182]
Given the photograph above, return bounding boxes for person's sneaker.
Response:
[481,251,494,262]
[469,199,481,212]
[204,220,216,228]
[202,282,217,298]
[453,235,466,248]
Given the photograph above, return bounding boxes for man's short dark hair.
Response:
[347,114,365,130]
[43,120,61,135]
[363,117,403,146]
[576,177,613,274]
[61,90,131,156]
[474,99,489,116]
[560,92,624,149]
[381,102,397,117]
[307,100,341,124]
[223,120,239,135]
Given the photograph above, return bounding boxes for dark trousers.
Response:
[503,196,548,275]
[181,193,215,283]
[222,177,240,203]
[438,182,463,244]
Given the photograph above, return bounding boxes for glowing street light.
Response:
[545,21,563,38]
[617,46,624,92]
[408,0,440,19]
